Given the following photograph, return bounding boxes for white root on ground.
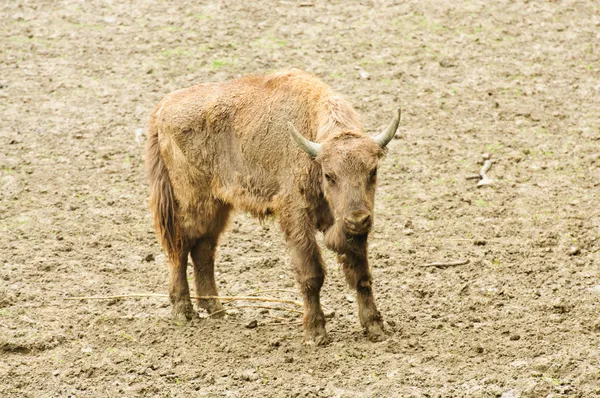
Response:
[421,259,470,268]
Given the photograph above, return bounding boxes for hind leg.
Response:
[190,204,230,317]
[169,248,197,322]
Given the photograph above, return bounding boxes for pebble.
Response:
[500,389,520,398]
[569,246,581,256]
[245,320,258,329]
[359,71,370,80]
[240,369,259,382]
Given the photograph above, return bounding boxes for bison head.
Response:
[289,108,400,247]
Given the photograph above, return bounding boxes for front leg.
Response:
[339,251,385,341]
[294,247,327,345]
[281,215,328,345]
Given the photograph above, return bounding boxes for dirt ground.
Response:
[1,0,600,396]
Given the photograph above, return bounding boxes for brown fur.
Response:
[146,69,389,342]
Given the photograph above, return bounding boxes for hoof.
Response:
[303,327,329,346]
[172,302,197,322]
[366,322,386,342]
[198,298,225,318]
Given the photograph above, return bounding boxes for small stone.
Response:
[143,254,155,262]
[500,389,520,398]
[509,334,520,341]
[569,246,580,256]
[439,58,456,68]
[345,294,356,303]
[481,153,491,160]
[522,148,530,155]
[403,228,414,236]
[474,345,484,353]
[359,71,370,80]
[473,239,487,246]
[245,320,258,329]
[240,369,259,382]
[135,128,145,144]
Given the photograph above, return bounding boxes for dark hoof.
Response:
[366,322,386,342]
[172,302,198,322]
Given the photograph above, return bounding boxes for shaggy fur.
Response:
[146,68,391,343]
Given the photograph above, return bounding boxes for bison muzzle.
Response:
[146,69,400,344]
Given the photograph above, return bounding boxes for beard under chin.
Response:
[323,222,368,254]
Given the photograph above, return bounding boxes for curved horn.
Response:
[288,122,321,158]
[373,108,401,148]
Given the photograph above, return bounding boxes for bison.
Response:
[146,69,400,344]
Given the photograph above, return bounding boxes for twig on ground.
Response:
[207,304,303,318]
[421,259,470,268]
[260,321,303,327]
[65,293,169,300]
[466,153,496,187]
[193,295,302,307]
[249,289,298,296]
[477,159,495,187]
[65,293,302,307]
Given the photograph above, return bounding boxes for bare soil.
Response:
[1,1,600,397]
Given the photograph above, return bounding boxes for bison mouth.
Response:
[323,223,368,254]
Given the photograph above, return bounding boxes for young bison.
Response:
[146,69,400,344]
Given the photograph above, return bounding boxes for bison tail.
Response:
[146,121,180,259]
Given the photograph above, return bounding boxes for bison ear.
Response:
[287,122,322,159]
[373,108,401,148]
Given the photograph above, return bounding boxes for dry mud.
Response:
[1,0,600,397]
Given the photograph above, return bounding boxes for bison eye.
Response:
[369,168,378,181]
[325,173,337,185]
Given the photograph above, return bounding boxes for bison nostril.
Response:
[357,214,370,227]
